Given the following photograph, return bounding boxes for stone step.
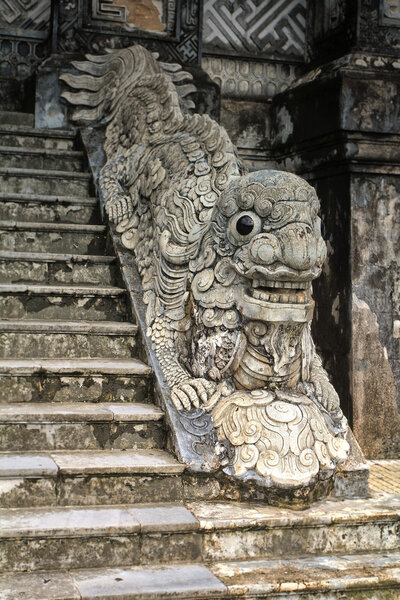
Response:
[0,167,92,196]
[0,319,138,359]
[0,503,198,572]
[0,146,84,171]
[0,192,99,223]
[0,564,225,600]
[2,553,400,599]
[0,221,108,254]
[0,111,34,127]
[0,358,152,404]
[0,251,118,286]
[0,125,76,150]
[0,402,165,451]
[0,450,186,508]
[211,552,400,598]
[0,283,129,321]
[187,497,400,562]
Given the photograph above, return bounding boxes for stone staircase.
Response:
[0,111,400,599]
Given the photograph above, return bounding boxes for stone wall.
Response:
[269,1,400,458]
[201,0,307,167]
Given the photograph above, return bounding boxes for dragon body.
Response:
[61,45,350,493]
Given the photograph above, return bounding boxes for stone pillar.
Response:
[271,0,400,458]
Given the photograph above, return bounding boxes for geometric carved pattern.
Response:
[0,0,51,79]
[92,0,126,23]
[56,0,201,65]
[203,0,307,58]
[202,55,301,98]
[0,0,51,32]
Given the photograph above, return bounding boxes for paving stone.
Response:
[0,193,99,223]
[0,570,80,600]
[71,564,226,599]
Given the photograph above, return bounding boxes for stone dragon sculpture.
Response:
[61,44,350,497]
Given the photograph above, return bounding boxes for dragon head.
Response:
[214,170,327,324]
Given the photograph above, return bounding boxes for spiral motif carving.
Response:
[212,390,349,487]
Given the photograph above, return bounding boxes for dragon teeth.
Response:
[251,287,310,304]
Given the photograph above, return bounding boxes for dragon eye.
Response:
[236,215,254,235]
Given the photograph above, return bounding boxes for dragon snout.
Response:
[249,226,327,273]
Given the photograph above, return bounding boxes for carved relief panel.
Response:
[0,0,51,78]
[56,0,202,64]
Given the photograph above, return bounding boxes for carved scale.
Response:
[61,44,354,503]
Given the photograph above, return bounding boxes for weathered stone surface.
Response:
[211,551,400,598]
[0,253,117,285]
[270,61,400,460]
[0,285,128,321]
[190,496,400,561]
[71,564,226,599]
[0,453,57,477]
[0,477,57,508]
[0,146,83,171]
[0,112,34,127]
[0,365,151,405]
[50,449,184,475]
[0,505,140,538]
[0,194,99,224]
[0,420,165,451]
[0,570,80,600]
[141,532,202,565]
[131,505,198,533]
[0,402,165,451]
[0,504,201,571]
[0,535,141,572]
[0,168,92,196]
[0,320,137,359]
[220,98,273,168]
[0,126,75,150]
[58,474,184,507]
[0,221,107,254]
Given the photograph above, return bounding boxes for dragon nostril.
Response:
[236,215,254,235]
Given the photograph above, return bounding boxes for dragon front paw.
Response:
[170,378,219,411]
